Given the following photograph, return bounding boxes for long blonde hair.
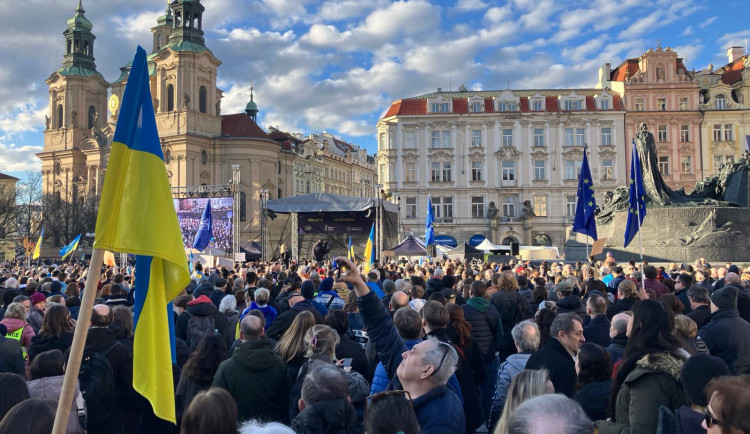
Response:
[494,369,551,434]
[304,324,340,360]
[275,311,315,363]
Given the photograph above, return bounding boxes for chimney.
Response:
[727,46,744,63]
[437,87,442,93]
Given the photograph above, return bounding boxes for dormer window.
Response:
[469,100,483,113]
[531,99,543,111]
[598,99,610,110]
[498,101,518,112]
[715,94,727,110]
[563,99,583,110]
[430,102,451,113]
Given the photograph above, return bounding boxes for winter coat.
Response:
[27,306,45,334]
[490,351,532,428]
[686,305,710,328]
[27,375,85,433]
[490,289,532,360]
[291,398,363,434]
[595,353,688,434]
[334,334,370,381]
[0,335,24,375]
[212,338,291,423]
[731,284,750,323]
[175,374,209,422]
[174,296,230,347]
[0,317,35,350]
[425,277,444,296]
[357,290,465,434]
[583,315,611,347]
[242,303,278,329]
[443,326,486,434]
[607,333,628,364]
[370,338,422,395]
[606,298,638,320]
[28,331,74,362]
[557,295,587,323]
[608,276,626,296]
[266,300,324,341]
[674,289,692,314]
[657,405,706,434]
[698,308,750,374]
[462,297,503,362]
[574,379,612,421]
[525,338,577,397]
[314,290,346,311]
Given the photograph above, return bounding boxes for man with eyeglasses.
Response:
[336,257,465,434]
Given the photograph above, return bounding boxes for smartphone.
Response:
[342,358,353,369]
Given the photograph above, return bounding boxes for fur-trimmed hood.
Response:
[630,352,684,382]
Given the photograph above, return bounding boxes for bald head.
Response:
[91,304,113,327]
[389,291,409,311]
[610,312,630,338]
[725,272,740,284]
[240,315,264,341]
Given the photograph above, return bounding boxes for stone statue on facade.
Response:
[521,200,535,230]
[45,116,50,130]
[71,110,77,128]
[183,92,190,109]
[487,201,499,219]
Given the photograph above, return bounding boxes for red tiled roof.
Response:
[585,96,596,111]
[484,98,494,113]
[221,113,272,140]
[452,99,468,114]
[519,98,529,113]
[613,95,623,111]
[383,99,427,117]
[545,97,559,112]
[721,55,748,85]
[611,59,640,82]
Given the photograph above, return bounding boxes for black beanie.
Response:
[711,286,738,310]
[680,354,730,406]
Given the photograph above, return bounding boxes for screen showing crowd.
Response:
[173,197,234,251]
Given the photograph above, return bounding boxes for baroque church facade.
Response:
[38,1,375,251]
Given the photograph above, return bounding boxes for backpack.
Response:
[78,343,120,430]
[187,313,216,352]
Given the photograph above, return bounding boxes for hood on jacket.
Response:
[633,352,684,381]
[466,296,490,312]
[192,283,214,299]
[0,318,29,333]
[232,339,278,371]
[291,398,362,434]
[557,295,583,310]
[187,295,218,316]
[504,352,533,370]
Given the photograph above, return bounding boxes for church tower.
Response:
[39,0,109,199]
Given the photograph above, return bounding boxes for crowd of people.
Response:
[176,204,233,251]
[0,254,749,433]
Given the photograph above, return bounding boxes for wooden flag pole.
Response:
[52,248,105,434]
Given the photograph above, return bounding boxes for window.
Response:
[564,99,582,110]
[502,129,513,147]
[431,162,440,182]
[566,195,577,217]
[431,131,440,148]
[406,198,417,219]
[199,86,207,113]
[167,84,174,111]
[635,98,644,111]
[599,99,610,110]
[404,131,416,148]
[657,125,668,142]
[502,196,516,217]
[442,131,451,148]
[534,160,546,181]
[380,132,387,149]
[201,150,208,165]
[498,101,517,112]
[565,159,580,180]
[533,195,547,217]
[724,124,734,141]
[575,128,585,147]
[164,149,172,164]
[442,162,452,182]
[470,101,483,112]
[681,156,692,174]
[431,102,451,113]
[713,124,723,142]
[679,97,689,110]
[404,162,416,183]
[471,161,483,181]
[714,155,734,170]
[564,128,574,146]
[715,95,726,110]
[57,104,64,128]
[443,197,454,222]
[600,127,612,146]
[501,161,515,182]
[680,125,690,142]
[602,159,613,180]
[471,130,482,147]
[533,128,545,147]
[657,98,666,111]
[531,99,543,111]
[432,197,442,219]
[658,156,670,175]
[471,197,484,218]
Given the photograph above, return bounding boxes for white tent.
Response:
[476,239,510,253]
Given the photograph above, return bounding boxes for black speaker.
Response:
[426,245,437,257]
[510,242,519,256]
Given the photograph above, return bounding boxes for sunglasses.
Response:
[365,390,413,422]
[431,342,452,377]
[704,408,723,428]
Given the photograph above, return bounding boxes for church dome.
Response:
[67,1,93,31]
[245,100,258,113]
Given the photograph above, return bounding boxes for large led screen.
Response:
[174,197,234,251]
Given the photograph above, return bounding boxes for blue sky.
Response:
[0,0,747,181]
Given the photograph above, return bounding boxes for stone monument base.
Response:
[589,207,750,263]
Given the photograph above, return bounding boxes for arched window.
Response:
[715,94,727,110]
[83,41,89,56]
[67,39,72,54]
[240,192,246,222]
[501,236,517,245]
[532,234,552,247]
[201,150,208,165]
[156,34,162,50]
[57,105,64,128]
[164,149,172,164]
[167,84,174,111]
[88,105,96,129]
[174,12,181,28]
[199,86,207,113]
[54,161,62,176]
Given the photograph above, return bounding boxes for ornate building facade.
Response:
[377,88,627,247]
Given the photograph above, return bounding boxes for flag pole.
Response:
[52,248,105,434]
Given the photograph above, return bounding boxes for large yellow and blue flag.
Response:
[92,46,190,423]
[32,228,44,260]
[59,234,81,260]
[347,235,355,261]
[363,223,375,272]
[572,146,598,240]
[624,140,647,248]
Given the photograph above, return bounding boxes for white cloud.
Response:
[699,16,717,29]
[718,30,750,51]
[455,0,488,12]
[0,143,43,172]
[681,26,693,36]
[316,0,382,21]
[483,6,512,24]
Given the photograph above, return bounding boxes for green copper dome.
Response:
[67,0,93,31]
[245,100,258,112]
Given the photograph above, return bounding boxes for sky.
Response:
[0,0,748,181]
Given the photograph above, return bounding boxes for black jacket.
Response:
[583,315,611,347]
[574,379,612,421]
[606,297,637,320]
[175,299,230,346]
[425,278,443,296]
[675,288,692,314]
[557,295,587,323]
[28,331,74,362]
[606,333,628,363]
[266,300,324,341]
[525,337,577,397]
[291,398,363,434]
[335,334,370,381]
[490,289,532,360]
[462,298,502,362]
[686,304,711,328]
[698,309,750,374]
[0,335,24,375]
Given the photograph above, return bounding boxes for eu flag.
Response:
[572,148,598,240]
[624,141,647,247]
[425,196,435,245]
[192,199,212,252]
[93,46,190,423]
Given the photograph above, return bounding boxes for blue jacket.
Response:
[358,291,465,433]
[242,303,278,329]
[583,315,611,347]
[366,282,385,299]
[370,338,421,395]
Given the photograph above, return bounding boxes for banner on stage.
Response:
[298,212,372,234]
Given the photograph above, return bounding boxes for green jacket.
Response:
[595,352,687,434]
[212,338,291,423]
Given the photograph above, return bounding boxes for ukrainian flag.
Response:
[59,234,81,260]
[92,46,190,424]
[32,228,44,259]
[363,223,375,273]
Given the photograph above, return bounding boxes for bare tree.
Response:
[16,170,43,241]
[41,184,97,247]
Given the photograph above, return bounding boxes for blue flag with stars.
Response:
[624,141,647,247]
[572,147,598,240]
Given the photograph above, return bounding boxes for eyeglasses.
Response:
[431,342,452,377]
[704,408,723,428]
[365,390,413,423]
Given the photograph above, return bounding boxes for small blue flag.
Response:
[192,199,213,252]
[572,147,598,240]
[624,140,647,247]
